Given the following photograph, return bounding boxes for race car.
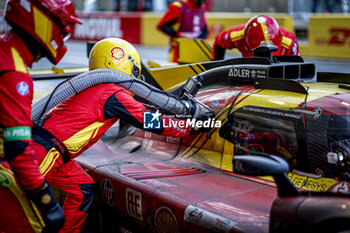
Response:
[72,44,350,232]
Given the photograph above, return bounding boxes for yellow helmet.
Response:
[88,38,141,78]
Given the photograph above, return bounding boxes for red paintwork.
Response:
[306,92,350,115]
[78,135,276,233]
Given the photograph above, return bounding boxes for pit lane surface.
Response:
[31,40,350,74]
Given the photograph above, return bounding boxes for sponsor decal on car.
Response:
[184,205,237,233]
[126,188,143,221]
[228,68,266,78]
[330,182,350,194]
[155,206,179,233]
[166,136,180,143]
[287,173,337,192]
[100,179,115,206]
[242,106,302,119]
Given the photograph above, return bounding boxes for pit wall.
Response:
[0,11,349,59]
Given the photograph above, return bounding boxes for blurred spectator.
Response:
[312,0,333,12]
[144,0,153,11]
[212,15,299,59]
[157,0,208,62]
[127,0,138,11]
[85,0,153,11]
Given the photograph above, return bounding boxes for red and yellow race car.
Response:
[75,45,350,232]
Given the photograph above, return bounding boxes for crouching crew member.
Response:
[212,15,299,59]
[32,38,213,233]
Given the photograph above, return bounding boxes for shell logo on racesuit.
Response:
[111,47,125,60]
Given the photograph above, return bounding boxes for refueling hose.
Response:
[32,68,195,120]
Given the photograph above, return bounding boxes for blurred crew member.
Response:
[0,0,81,232]
[32,38,213,233]
[212,15,299,59]
[157,0,208,62]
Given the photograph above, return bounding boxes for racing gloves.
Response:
[189,101,216,135]
[26,180,65,233]
[190,100,213,120]
[189,111,216,135]
[212,44,226,60]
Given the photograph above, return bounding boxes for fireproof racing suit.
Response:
[0,160,46,233]
[0,32,45,191]
[0,31,64,233]
[32,84,192,233]
[212,24,299,59]
[157,0,208,62]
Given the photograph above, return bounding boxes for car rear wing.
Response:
[192,57,315,95]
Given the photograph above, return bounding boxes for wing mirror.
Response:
[233,154,300,196]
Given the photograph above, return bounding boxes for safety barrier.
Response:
[299,14,350,59]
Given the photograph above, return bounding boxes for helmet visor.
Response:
[132,64,141,78]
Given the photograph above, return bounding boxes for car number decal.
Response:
[331,182,350,194]
[184,205,237,233]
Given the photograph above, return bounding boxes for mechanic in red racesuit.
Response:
[0,0,81,232]
[157,0,208,62]
[31,38,211,233]
[212,15,299,60]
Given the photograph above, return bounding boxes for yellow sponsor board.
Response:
[300,14,350,59]
[141,13,168,47]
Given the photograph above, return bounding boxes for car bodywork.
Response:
[72,52,350,232]
[135,54,350,194]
